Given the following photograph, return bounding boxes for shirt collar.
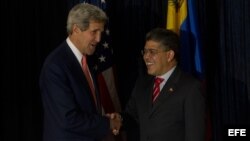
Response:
[157,66,176,83]
[66,37,83,66]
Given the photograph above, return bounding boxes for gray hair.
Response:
[66,3,108,34]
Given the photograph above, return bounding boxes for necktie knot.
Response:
[81,55,87,68]
[154,77,164,85]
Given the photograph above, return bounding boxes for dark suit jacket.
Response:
[39,41,109,141]
[123,67,205,141]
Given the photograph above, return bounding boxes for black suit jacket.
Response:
[123,67,205,141]
[39,41,109,141]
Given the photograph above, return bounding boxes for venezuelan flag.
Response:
[167,0,204,79]
[167,2,212,141]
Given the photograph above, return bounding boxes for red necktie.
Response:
[81,56,97,107]
[152,77,164,102]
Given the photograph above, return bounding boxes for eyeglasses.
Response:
[141,49,168,56]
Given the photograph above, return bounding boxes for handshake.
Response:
[106,113,122,136]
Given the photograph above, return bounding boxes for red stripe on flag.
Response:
[97,73,115,113]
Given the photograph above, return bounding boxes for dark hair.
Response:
[146,28,180,61]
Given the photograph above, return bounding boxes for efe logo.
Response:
[228,129,246,136]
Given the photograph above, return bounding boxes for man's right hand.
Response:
[106,113,122,135]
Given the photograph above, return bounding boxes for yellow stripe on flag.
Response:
[166,0,187,34]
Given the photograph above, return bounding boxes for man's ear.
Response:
[167,50,175,62]
[72,24,81,33]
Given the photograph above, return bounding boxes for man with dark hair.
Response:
[110,28,205,141]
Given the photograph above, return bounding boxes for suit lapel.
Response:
[64,43,100,112]
[149,67,182,116]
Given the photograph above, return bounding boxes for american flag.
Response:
[83,1,125,141]
[80,0,122,114]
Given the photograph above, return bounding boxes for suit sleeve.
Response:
[40,63,109,139]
